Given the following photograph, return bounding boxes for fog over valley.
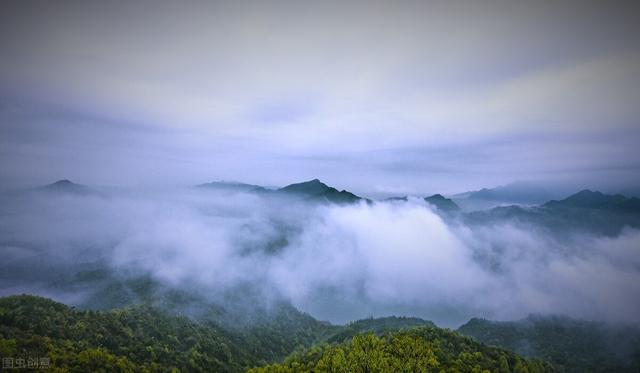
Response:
[2,179,638,328]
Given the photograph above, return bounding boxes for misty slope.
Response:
[250,326,553,373]
[382,194,460,215]
[51,270,341,365]
[278,179,366,204]
[3,295,544,372]
[9,295,640,373]
[0,295,348,371]
[326,316,435,343]
[2,181,640,372]
[458,316,640,373]
[68,273,448,367]
[0,295,253,372]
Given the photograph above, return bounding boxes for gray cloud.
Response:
[1,0,639,192]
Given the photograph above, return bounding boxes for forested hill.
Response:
[458,316,640,373]
[250,327,553,373]
[0,295,252,372]
[326,316,435,343]
[0,295,552,372]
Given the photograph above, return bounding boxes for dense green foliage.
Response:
[0,295,251,372]
[5,295,635,372]
[327,316,435,343]
[228,302,340,366]
[250,327,553,372]
[0,295,339,371]
[458,316,640,373]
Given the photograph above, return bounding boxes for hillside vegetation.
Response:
[0,295,554,372]
[250,327,553,373]
[458,316,640,373]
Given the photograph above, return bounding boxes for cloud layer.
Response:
[1,188,638,327]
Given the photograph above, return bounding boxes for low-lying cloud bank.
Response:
[0,188,638,327]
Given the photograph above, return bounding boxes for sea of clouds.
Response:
[0,187,638,327]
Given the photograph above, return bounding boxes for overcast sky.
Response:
[1,0,639,195]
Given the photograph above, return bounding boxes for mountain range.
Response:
[33,179,640,221]
[458,315,640,372]
[4,294,637,372]
[196,180,269,193]
[0,295,556,372]
[453,181,562,204]
[544,189,640,212]
[466,189,640,237]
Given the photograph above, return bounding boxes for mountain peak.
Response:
[301,179,324,186]
[279,179,329,194]
[278,179,363,204]
[427,193,446,200]
[51,179,74,185]
[39,179,94,195]
[425,194,459,212]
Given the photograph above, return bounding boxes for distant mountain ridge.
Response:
[196,180,268,193]
[455,181,561,205]
[465,189,640,237]
[0,295,553,372]
[194,178,367,204]
[544,189,640,212]
[35,179,640,216]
